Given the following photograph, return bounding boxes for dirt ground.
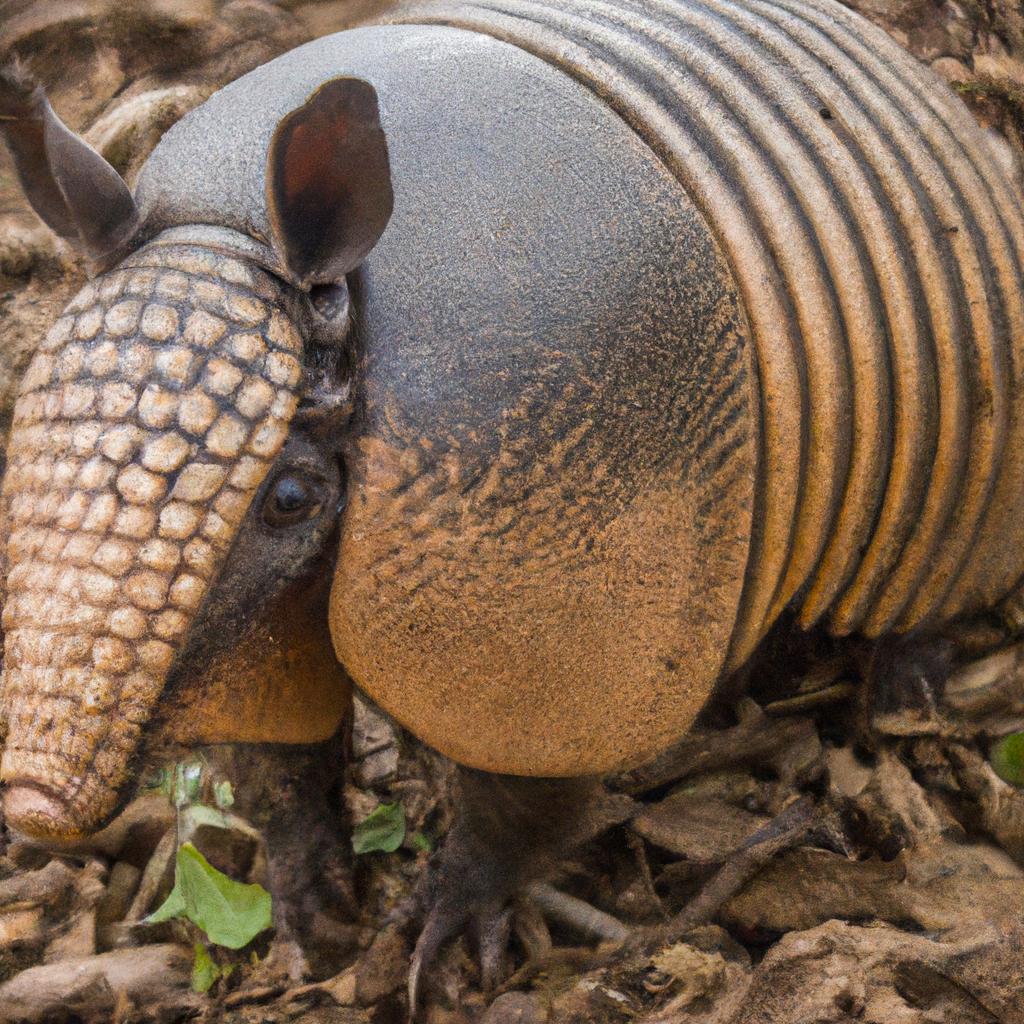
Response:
[1,1,1024,1022]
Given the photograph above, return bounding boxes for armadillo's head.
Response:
[0,74,393,840]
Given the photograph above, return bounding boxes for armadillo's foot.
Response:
[409,881,633,1010]
[408,881,514,1009]
[270,875,362,981]
[264,936,316,985]
[407,767,605,1012]
[261,782,361,980]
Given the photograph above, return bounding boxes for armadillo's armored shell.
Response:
[388,0,1024,662]
[137,17,757,776]
[140,0,1024,777]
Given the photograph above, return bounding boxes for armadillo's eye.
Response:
[262,472,323,528]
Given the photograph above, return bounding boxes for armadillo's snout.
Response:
[2,782,85,843]
[0,236,305,838]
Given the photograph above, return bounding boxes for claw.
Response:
[406,768,607,1015]
[409,904,457,1016]
[477,906,513,992]
[408,899,514,1013]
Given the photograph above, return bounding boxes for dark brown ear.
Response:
[0,66,139,265]
[266,77,393,288]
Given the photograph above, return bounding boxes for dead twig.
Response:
[527,883,629,943]
[763,683,856,716]
[665,795,820,938]
[627,832,668,921]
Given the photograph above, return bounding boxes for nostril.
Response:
[2,783,82,842]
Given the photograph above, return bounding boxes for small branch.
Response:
[665,795,818,938]
[527,883,629,943]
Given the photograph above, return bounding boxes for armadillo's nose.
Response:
[2,783,86,843]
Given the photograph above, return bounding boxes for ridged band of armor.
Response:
[394,0,1024,666]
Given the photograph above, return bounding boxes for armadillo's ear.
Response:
[266,77,394,289]
[0,67,139,266]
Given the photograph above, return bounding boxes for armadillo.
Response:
[1,0,1023,964]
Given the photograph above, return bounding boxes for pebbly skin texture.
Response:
[0,240,349,838]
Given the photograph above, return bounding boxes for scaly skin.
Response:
[0,70,386,980]
[0,241,305,837]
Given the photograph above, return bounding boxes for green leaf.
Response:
[191,942,220,994]
[147,843,272,949]
[149,879,187,924]
[991,732,1024,786]
[214,780,235,810]
[352,802,406,855]
[410,831,433,853]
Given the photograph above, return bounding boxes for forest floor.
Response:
[5,619,1024,1023]
[1,1,1024,1022]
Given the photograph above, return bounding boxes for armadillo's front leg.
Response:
[208,732,360,980]
[409,767,604,1007]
